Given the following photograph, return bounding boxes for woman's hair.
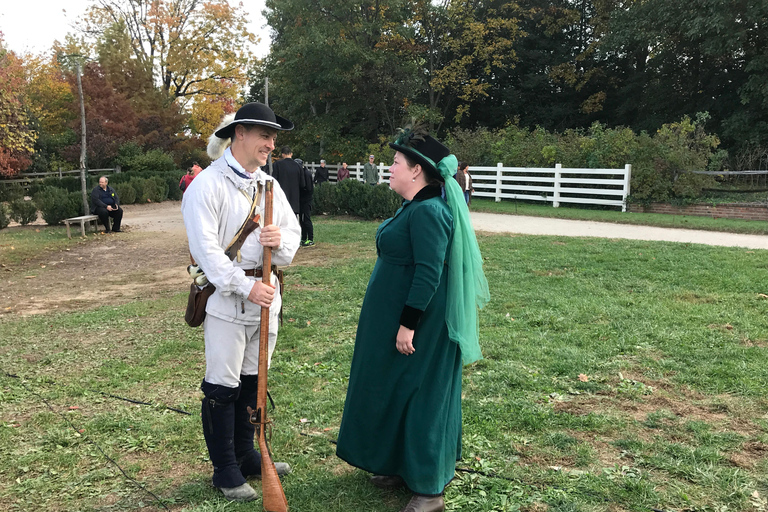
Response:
[401,152,443,185]
[459,161,469,171]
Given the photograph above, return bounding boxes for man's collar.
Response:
[224,148,262,180]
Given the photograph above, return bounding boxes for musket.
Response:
[248,181,289,512]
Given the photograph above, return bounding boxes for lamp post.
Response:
[58,53,89,215]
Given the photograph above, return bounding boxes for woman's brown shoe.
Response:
[399,495,445,512]
[370,474,406,489]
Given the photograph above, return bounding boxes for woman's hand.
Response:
[396,325,415,355]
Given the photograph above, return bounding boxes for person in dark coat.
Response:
[314,159,329,185]
[271,146,305,215]
[90,176,123,233]
[296,158,315,246]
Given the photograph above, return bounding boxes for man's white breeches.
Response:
[203,309,279,388]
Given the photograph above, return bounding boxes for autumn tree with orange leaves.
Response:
[0,36,36,177]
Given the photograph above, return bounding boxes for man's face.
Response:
[99,177,108,189]
[236,125,277,170]
[369,156,375,164]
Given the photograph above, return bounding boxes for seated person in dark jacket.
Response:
[90,176,123,233]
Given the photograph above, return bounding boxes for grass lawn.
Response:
[1,218,768,511]
[471,198,768,235]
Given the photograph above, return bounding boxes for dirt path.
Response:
[1,201,190,317]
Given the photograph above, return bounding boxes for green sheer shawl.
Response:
[408,150,491,364]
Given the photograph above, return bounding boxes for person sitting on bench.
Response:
[90,176,123,233]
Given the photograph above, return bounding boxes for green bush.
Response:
[136,176,169,203]
[9,199,39,225]
[163,175,183,201]
[361,184,402,219]
[0,203,10,230]
[313,182,340,214]
[0,182,25,202]
[312,179,401,219]
[116,143,177,174]
[336,178,368,214]
[34,187,81,225]
[447,113,723,204]
[113,182,137,205]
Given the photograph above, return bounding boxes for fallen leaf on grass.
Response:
[24,276,36,279]
[758,294,768,299]
[578,374,589,382]
[68,406,80,410]
[300,418,309,423]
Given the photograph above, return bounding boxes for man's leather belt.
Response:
[244,265,278,277]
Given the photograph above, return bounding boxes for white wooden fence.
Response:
[307,162,632,211]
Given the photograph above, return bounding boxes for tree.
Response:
[404,0,522,130]
[0,36,36,177]
[602,0,768,151]
[23,54,77,173]
[62,62,140,169]
[263,0,418,159]
[80,0,256,100]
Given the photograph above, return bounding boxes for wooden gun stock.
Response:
[253,181,288,512]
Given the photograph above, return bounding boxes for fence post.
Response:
[552,163,562,208]
[495,163,503,202]
[115,165,121,174]
[622,164,632,212]
[378,163,384,184]
[355,162,361,182]
[58,166,62,178]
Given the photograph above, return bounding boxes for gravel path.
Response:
[471,212,768,250]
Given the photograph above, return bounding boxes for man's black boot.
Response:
[201,380,257,501]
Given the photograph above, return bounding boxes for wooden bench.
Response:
[63,215,100,239]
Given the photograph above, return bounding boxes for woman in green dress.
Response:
[336,128,490,512]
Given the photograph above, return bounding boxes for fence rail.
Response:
[308,162,632,211]
[1,168,118,185]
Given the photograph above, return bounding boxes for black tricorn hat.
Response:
[214,102,294,138]
[389,128,450,180]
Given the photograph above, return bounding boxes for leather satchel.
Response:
[185,282,216,327]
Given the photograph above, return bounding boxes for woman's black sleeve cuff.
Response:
[399,305,424,330]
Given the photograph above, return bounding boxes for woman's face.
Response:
[389,152,416,197]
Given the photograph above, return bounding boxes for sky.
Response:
[0,0,271,58]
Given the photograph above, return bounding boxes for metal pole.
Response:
[75,61,89,215]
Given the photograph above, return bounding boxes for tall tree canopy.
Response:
[0,36,36,177]
[80,0,256,100]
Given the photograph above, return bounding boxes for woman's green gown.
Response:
[336,186,462,496]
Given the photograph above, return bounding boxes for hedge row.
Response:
[313,179,402,220]
[0,169,185,229]
[445,114,724,204]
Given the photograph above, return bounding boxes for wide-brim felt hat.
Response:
[389,133,451,181]
[214,102,294,138]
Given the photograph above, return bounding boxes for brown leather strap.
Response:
[244,265,279,278]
